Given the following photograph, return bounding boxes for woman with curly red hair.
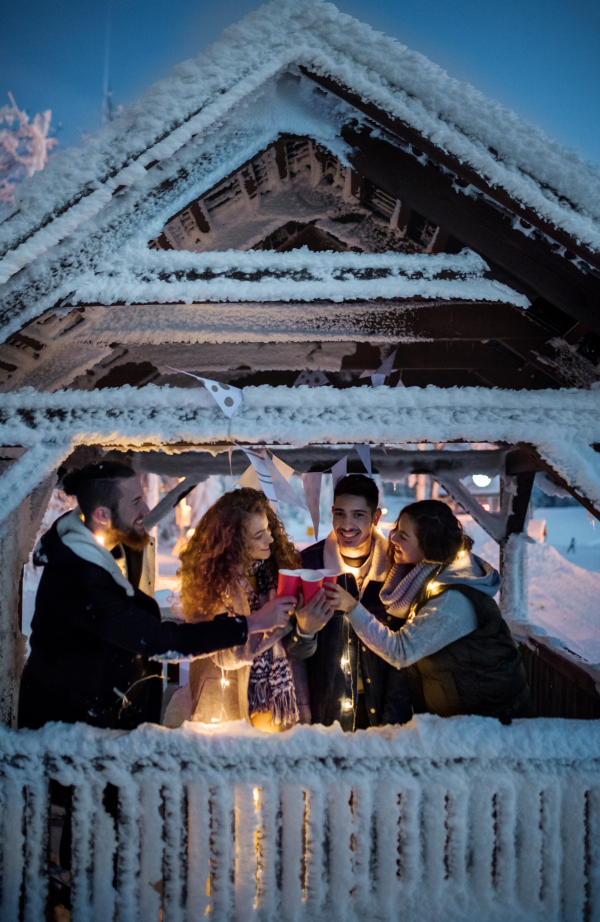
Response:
[180,487,325,731]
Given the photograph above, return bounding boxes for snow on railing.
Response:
[2,716,600,921]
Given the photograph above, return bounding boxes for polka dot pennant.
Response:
[162,366,242,417]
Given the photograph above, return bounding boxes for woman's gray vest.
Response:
[407,584,533,720]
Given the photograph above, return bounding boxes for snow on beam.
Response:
[0,384,598,527]
[68,248,529,308]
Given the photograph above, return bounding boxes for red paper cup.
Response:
[301,569,324,602]
[277,569,302,598]
[320,568,339,585]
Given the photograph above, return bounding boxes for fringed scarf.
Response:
[380,561,438,619]
[246,561,299,728]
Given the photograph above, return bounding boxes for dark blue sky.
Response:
[2,0,600,166]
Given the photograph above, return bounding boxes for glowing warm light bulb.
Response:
[472,474,492,488]
[341,657,349,666]
[343,700,353,710]
[253,787,260,808]
[429,581,441,594]
[94,533,105,546]
[186,527,195,539]
[221,678,230,687]
[458,550,466,558]
[211,717,219,723]
[381,508,388,515]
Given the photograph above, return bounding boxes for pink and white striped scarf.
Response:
[380,561,437,618]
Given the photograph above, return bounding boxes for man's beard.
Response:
[107,517,151,552]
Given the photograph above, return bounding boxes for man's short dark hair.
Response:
[62,462,136,521]
[333,474,379,514]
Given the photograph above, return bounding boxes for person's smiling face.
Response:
[390,514,424,565]
[244,511,274,560]
[332,493,380,558]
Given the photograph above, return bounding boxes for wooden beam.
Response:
[506,444,600,523]
[302,68,600,273]
[336,124,600,333]
[505,472,536,537]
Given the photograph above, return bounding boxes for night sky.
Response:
[2,0,600,167]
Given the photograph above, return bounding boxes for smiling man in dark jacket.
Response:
[284,474,412,730]
[18,462,289,730]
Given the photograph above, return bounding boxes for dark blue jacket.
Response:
[283,539,412,730]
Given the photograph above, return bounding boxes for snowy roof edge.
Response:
[1,0,600,270]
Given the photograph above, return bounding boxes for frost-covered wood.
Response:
[0,473,54,726]
[3,717,600,921]
[0,384,599,527]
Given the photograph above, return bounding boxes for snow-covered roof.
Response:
[68,248,528,308]
[2,0,600,290]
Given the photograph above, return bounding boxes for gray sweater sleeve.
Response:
[347,590,478,668]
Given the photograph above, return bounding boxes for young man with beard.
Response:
[18,462,292,731]
[284,474,412,730]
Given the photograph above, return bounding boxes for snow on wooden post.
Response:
[0,472,55,726]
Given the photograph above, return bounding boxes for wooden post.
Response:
[0,475,55,726]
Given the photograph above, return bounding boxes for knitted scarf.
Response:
[380,561,438,618]
[246,561,299,728]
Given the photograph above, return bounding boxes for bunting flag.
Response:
[359,349,397,388]
[162,366,242,418]
[302,472,323,541]
[293,370,330,387]
[237,463,261,492]
[354,443,372,475]
[265,456,308,509]
[241,449,278,502]
[331,456,348,488]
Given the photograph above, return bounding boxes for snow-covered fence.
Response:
[3,716,600,922]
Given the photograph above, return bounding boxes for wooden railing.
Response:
[1,717,600,921]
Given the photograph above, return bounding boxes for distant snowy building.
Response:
[1,2,600,918]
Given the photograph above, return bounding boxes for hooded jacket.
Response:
[284,530,412,730]
[348,552,531,720]
[18,511,248,730]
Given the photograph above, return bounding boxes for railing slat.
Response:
[138,778,163,922]
[186,780,211,920]
[163,779,186,922]
[280,784,304,916]
[91,783,117,922]
[22,782,48,922]
[0,779,25,922]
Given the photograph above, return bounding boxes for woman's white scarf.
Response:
[380,561,437,618]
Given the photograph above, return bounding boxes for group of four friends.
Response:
[19,461,533,734]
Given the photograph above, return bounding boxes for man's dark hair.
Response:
[62,462,136,521]
[333,474,379,514]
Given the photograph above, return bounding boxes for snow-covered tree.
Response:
[0,93,57,205]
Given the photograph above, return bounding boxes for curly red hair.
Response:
[179,487,300,621]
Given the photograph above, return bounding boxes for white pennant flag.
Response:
[163,366,242,418]
[242,449,278,502]
[302,472,323,541]
[359,349,397,388]
[270,453,296,483]
[331,456,348,488]
[265,456,308,509]
[354,444,372,475]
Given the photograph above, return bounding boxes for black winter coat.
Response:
[18,520,248,730]
[284,540,412,730]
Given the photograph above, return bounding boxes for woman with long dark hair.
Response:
[180,487,325,730]
[324,500,532,721]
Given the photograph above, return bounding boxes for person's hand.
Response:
[323,582,358,615]
[247,596,296,634]
[296,588,334,635]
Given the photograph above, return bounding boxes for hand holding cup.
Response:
[248,596,296,633]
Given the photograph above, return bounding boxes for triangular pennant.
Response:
[293,370,330,387]
[331,456,348,488]
[228,445,234,475]
[354,444,372,475]
[163,366,242,418]
[377,348,397,377]
[265,456,308,509]
[302,472,322,541]
[371,373,386,387]
[237,464,261,491]
[395,376,406,388]
[241,449,278,502]
[269,453,296,483]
